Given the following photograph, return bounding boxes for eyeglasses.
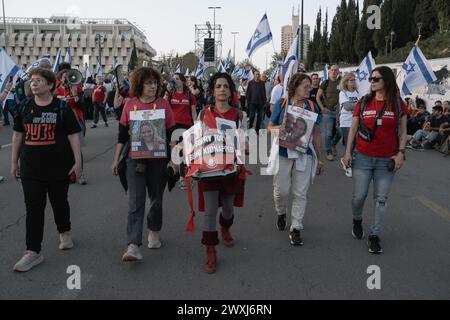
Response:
[369,77,383,83]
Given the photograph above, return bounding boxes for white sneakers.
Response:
[13,251,44,272]
[59,231,74,250]
[340,158,353,178]
[147,231,162,249]
[122,244,143,262]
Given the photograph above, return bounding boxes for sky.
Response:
[3,0,343,70]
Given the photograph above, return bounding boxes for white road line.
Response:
[415,195,450,223]
[0,143,11,149]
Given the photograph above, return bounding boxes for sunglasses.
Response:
[369,77,383,83]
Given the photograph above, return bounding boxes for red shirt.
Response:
[169,91,197,126]
[353,98,407,158]
[54,85,85,123]
[93,85,106,103]
[120,97,176,131]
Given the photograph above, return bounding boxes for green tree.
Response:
[329,2,345,63]
[318,8,330,64]
[128,40,138,71]
[307,7,323,69]
[414,0,439,40]
[344,0,360,63]
[433,0,450,33]
[355,0,382,59]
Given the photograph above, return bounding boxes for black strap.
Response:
[359,96,388,139]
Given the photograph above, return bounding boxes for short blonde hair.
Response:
[340,72,357,92]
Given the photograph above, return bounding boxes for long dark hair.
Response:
[130,67,162,98]
[370,66,399,111]
[174,73,189,93]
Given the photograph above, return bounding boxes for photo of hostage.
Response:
[280,113,308,146]
[139,121,166,152]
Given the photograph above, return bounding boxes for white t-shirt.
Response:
[270,84,284,105]
[339,90,361,128]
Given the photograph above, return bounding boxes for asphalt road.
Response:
[0,120,449,300]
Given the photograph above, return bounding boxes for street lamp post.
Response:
[231,32,239,65]
[385,36,390,57]
[2,0,6,38]
[95,33,105,70]
[390,31,395,56]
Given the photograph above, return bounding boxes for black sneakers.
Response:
[368,235,383,254]
[277,214,287,231]
[352,219,364,240]
[289,229,303,246]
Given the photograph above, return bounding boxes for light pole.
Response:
[231,31,239,64]
[2,0,7,43]
[417,22,423,37]
[300,0,304,62]
[385,36,389,57]
[95,33,105,69]
[390,31,395,56]
[208,6,221,40]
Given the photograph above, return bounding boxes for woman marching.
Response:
[111,67,176,262]
[11,68,82,272]
[185,72,248,274]
[268,73,324,246]
[342,66,407,254]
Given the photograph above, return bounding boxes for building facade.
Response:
[281,8,310,61]
[0,16,157,73]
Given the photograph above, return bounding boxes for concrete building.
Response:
[281,7,310,61]
[0,16,157,73]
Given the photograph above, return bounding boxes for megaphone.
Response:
[66,69,83,86]
[110,64,125,90]
[204,66,219,83]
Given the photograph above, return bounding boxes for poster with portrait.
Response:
[183,123,238,180]
[279,105,318,153]
[130,109,167,159]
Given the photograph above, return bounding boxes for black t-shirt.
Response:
[430,115,449,129]
[310,87,319,104]
[14,97,82,182]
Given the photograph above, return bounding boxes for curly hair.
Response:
[208,72,237,96]
[129,67,162,98]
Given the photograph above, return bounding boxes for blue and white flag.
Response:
[270,64,279,83]
[64,47,72,64]
[224,49,232,70]
[401,46,437,97]
[23,55,52,79]
[355,51,375,96]
[84,63,92,82]
[175,64,181,74]
[0,48,20,93]
[96,58,103,77]
[185,68,190,77]
[282,27,300,97]
[195,53,205,79]
[53,49,62,73]
[218,61,226,73]
[231,64,244,79]
[243,68,254,81]
[322,64,329,82]
[246,13,273,58]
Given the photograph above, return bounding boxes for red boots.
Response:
[220,214,235,247]
[202,231,219,274]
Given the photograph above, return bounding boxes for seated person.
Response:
[408,105,449,150]
[407,98,429,137]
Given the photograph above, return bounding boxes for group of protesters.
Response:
[1,56,447,275]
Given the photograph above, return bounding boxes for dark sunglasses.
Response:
[369,77,383,83]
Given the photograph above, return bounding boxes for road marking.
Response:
[1,143,11,149]
[415,195,450,223]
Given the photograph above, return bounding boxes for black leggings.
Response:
[21,179,71,253]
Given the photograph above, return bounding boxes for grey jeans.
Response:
[126,157,168,246]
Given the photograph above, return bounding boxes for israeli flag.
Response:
[96,58,103,76]
[175,64,181,74]
[282,27,300,97]
[23,55,52,79]
[218,61,226,73]
[0,48,20,93]
[231,64,244,79]
[53,49,62,73]
[322,64,329,81]
[195,53,204,79]
[84,63,92,82]
[184,68,190,77]
[243,68,254,81]
[270,64,279,83]
[224,49,232,70]
[355,51,375,96]
[246,13,273,58]
[64,47,72,64]
[401,46,437,97]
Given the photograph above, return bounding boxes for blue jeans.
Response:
[352,152,396,237]
[322,111,342,153]
[413,130,438,144]
[2,99,16,125]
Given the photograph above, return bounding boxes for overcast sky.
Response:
[4,0,344,70]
